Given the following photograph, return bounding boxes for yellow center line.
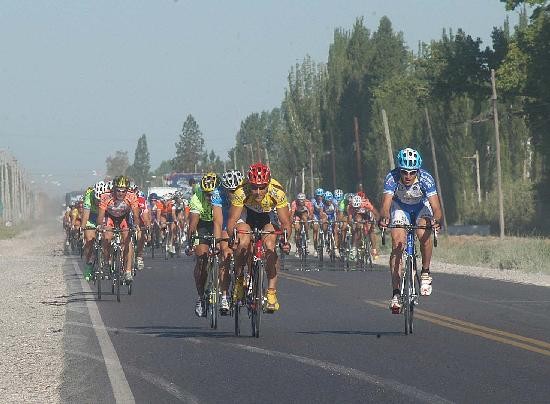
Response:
[365,300,550,357]
[279,273,336,287]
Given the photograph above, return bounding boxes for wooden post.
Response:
[381,109,395,169]
[424,107,448,232]
[491,69,505,239]
[474,150,481,204]
[353,117,363,191]
[330,132,336,190]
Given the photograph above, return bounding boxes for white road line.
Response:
[226,343,454,404]
[72,261,136,403]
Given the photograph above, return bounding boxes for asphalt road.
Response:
[61,250,550,403]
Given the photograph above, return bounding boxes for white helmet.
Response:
[94,181,106,200]
[221,170,244,190]
[351,195,362,208]
[297,192,306,201]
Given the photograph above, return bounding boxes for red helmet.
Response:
[248,162,271,185]
[357,191,366,198]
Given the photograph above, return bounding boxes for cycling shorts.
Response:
[390,200,433,226]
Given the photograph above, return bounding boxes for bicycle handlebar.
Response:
[381,224,438,247]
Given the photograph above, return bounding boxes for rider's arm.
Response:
[226,205,243,239]
[379,193,393,225]
[81,209,91,228]
[187,212,199,238]
[212,206,223,239]
[276,205,293,240]
[427,194,443,228]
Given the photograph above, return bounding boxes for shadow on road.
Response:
[127,325,236,339]
[296,330,402,337]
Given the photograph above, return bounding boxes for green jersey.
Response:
[189,187,214,222]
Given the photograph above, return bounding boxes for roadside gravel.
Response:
[0,222,66,404]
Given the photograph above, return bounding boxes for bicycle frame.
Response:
[381,213,437,334]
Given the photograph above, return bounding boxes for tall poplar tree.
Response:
[126,134,151,187]
[173,114,205,172]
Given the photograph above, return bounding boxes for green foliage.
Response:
[226,13,550,235]
[126,134,151,187]
[105,150,129,178]
[173,114,205,172]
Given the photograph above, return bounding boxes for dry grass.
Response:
[375,233,550,275]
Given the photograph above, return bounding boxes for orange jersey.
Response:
[100,191,138,218]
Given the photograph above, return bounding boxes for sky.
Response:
[0,0,522,192]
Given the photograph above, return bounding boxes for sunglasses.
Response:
[400,169,418,176]
[250,184,267,190]
[116,188,128,193]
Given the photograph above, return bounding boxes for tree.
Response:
[106,150,129,178]
[173,114,205,172]
[126,134,151,187]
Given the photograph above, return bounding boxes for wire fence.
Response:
[0,150,37,225]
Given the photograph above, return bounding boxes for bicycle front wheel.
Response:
[209,258,219,330]
[403,256,413,334]
[251,261,264,338]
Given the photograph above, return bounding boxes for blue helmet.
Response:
[315,188,324,197]
[323,191,333,202]
[148,192,158,201]
[333,189,344,201]
[397,148,422,170]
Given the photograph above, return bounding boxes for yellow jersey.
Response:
[232,179,288,213]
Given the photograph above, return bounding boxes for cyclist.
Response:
[148,193,162,247]
[81,181,106,280]
[378,148,442,312]
[349,192,380,260]
[290,192,313,257]
[186,172,225,317]
[310,188,326,257]
[161,193,177,254]
[226,162,292,312]
[96,175,140,284]
[215,169,244,313]
[134,189,151,270]
[323,191,340,258]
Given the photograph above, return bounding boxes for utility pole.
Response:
[463,151,481,204]
[330,132,337,189]
[491,69,505,239]
[381,109,395,169]
[264,148,270,166]
[353,117,363,191]
[301,167,305,194]
[233,149,237,170]
[424,107,448,232]
[310,151,314,198]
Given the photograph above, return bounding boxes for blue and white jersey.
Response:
[311,197,325,220]
[211,187,232,229]
[323,200,337,220]
[383,168,437,205]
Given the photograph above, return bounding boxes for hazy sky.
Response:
[0,0,521,192]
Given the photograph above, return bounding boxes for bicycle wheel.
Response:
[209,258,219,329]
[318,233,324,262]
[112,249,121,303]
[300,235,307,270]
[251,261,264,338]
[403,256,413,334]
[364,236,373,269]
[95,247,103,300]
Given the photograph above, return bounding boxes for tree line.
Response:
[110,0,550,235]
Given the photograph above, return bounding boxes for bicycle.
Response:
[294,220,314,271]
[353,220,374,270]
[315,222,325,262]
[192,234,230,330]
[103,227,134,302]
[381,214,437,334]
[233,227,287,338]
